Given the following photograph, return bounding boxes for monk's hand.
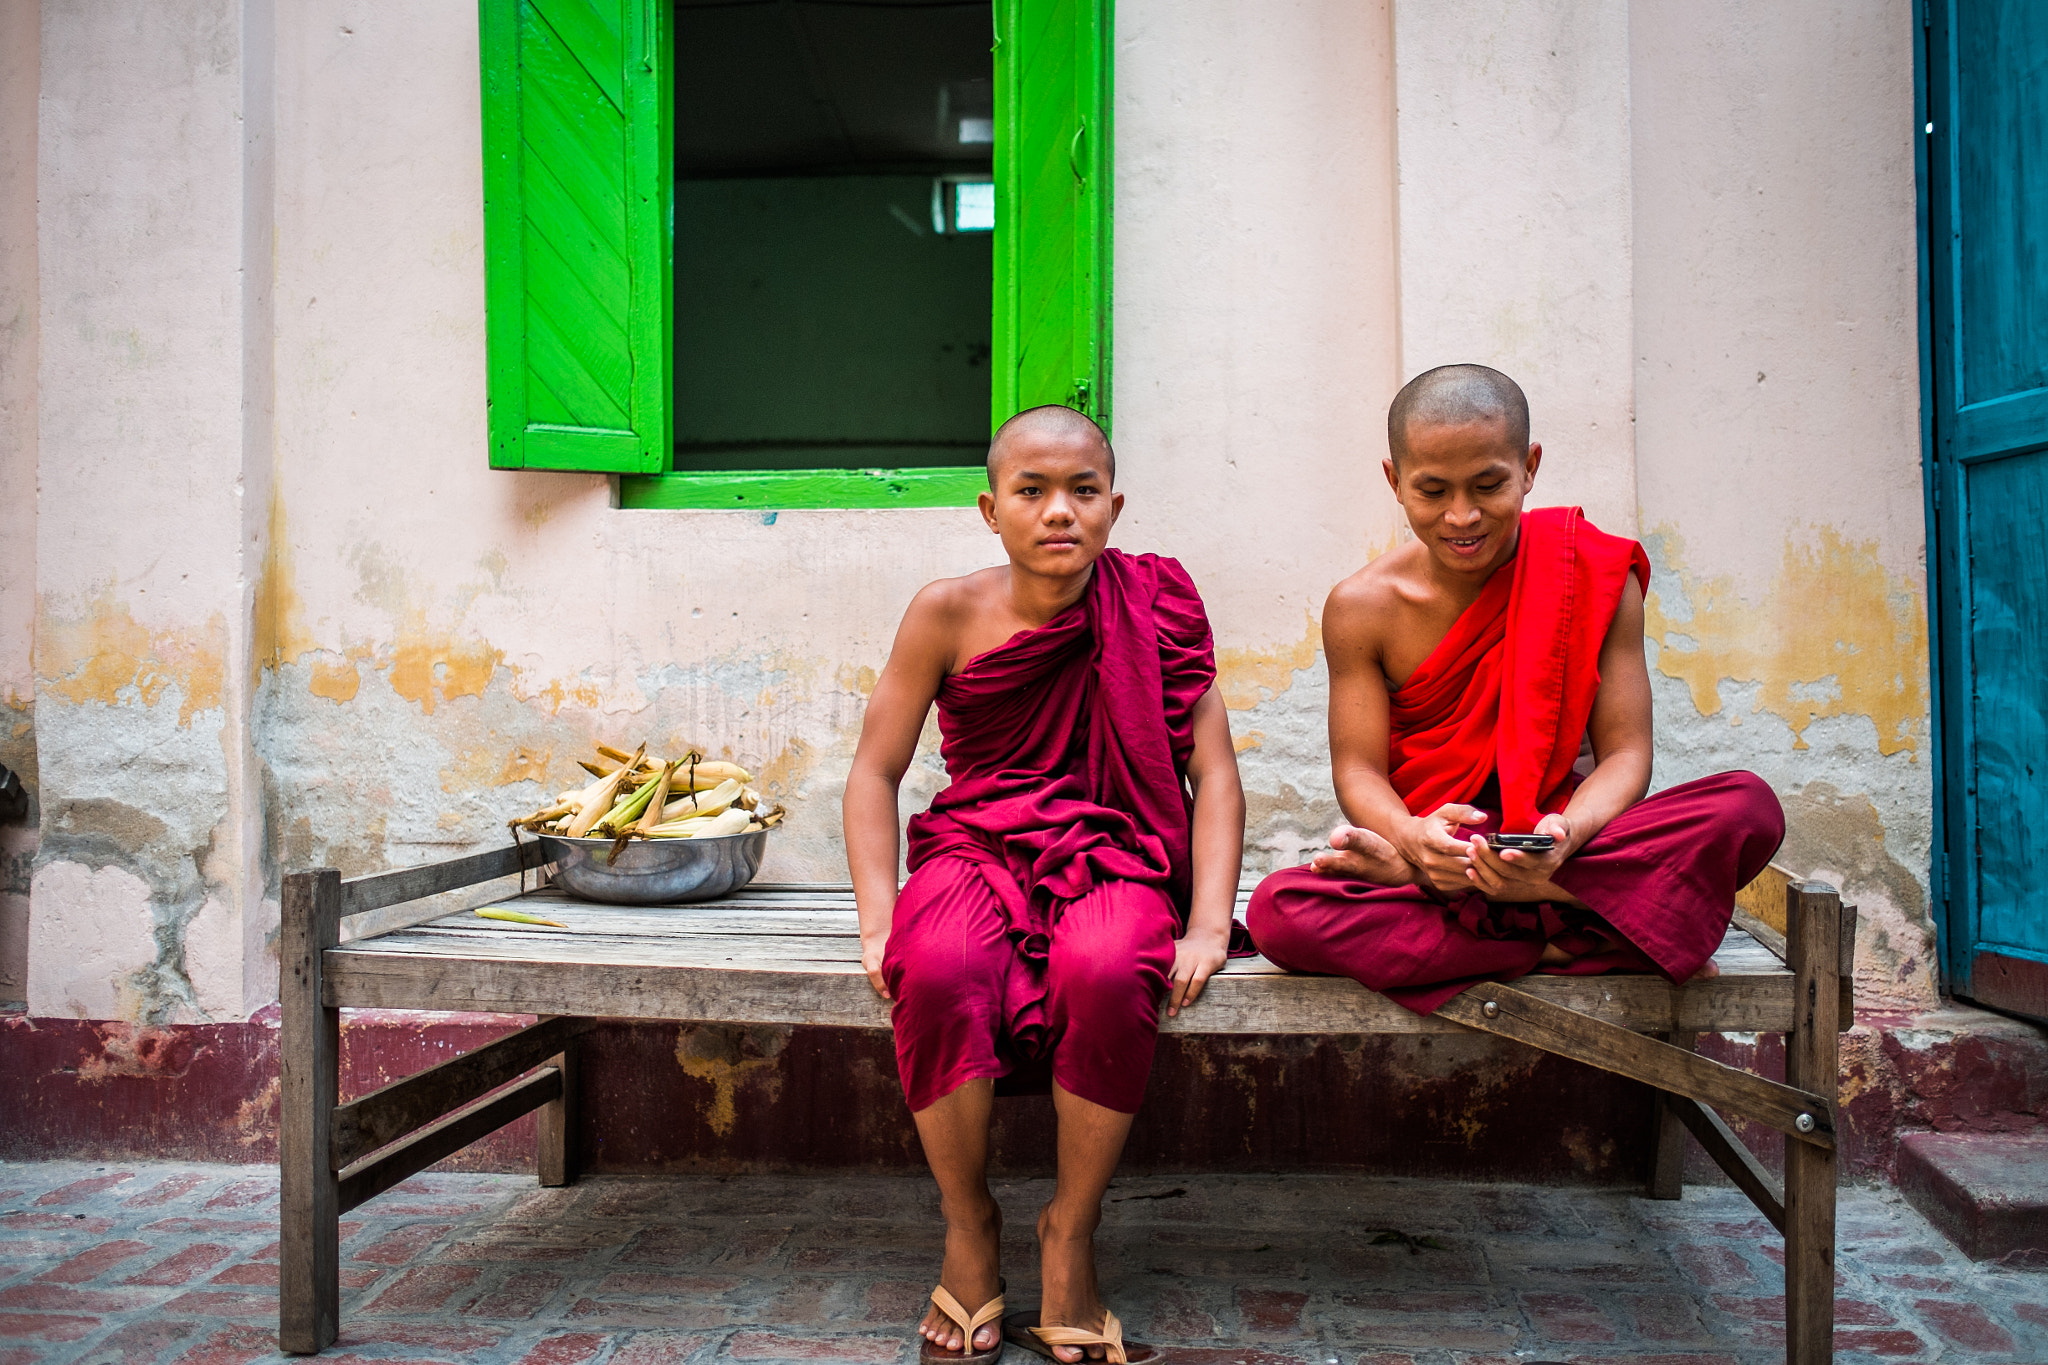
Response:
[1400,804,1488,896]
[1309,825,1413,885]
[1167,930,1229,1017]
[1467,813,1576,897]
[861,931,891,1002]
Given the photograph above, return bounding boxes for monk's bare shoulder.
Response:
[898,567,1010,675]
[1323,544,1427,666]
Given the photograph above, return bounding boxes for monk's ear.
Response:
[1382,458,1400,496]
[1522,442,1543,487]
[978,489,999,533]
[1108,489,1124,527]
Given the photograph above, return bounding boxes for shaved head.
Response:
[988,404,1116,486]
[1387,364,1530,464]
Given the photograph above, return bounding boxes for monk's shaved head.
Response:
[1387,364,1530,464]
[988,404,1116,486]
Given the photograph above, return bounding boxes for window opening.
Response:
[669,0,994,476]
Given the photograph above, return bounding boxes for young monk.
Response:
[845,405,1244,1364]
[1247,364,1784,1013]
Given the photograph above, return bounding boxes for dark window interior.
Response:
[674,0,995,473]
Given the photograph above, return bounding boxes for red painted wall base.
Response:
[2,1006,2040,1183]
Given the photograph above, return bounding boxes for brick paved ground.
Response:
[0,1160,2043,1364]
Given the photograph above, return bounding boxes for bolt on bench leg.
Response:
[1783,881,1845,1365]
[281,869,343,1355]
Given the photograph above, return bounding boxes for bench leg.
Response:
[281,870,343,1355]
[536,1017,580,1187]
[1783,882,1844,1365]
[1646,1031,1698,1200]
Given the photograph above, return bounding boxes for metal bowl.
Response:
[538,830,771,905]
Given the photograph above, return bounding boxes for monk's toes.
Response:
[974,1325,1000,1351]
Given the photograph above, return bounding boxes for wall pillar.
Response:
[28,0,277,1023]
[1393,0,1638,532]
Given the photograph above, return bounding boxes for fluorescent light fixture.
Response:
[953,181,995,231]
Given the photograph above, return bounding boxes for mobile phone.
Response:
[1486,833,1556,853]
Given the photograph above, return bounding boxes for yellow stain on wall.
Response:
[675,1026,785,1138]
[306,646,372,703]
[1215,612,1319,711]
[387,614,504,717]
[40,591,228,726]
[251,489,316,684]
[1645,526,1927,755]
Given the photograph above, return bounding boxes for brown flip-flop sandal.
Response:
[920,1282,1007,1364]
[1002,1308,1162,1365]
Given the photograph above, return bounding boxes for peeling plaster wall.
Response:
[1631,0,1934,1008]
[20,0,1939,1024]
[0,0,40,1008]
[28,0,277,1023]
[1112,0,1400,871]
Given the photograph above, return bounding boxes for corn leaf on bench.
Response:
[280,845,1854,1363]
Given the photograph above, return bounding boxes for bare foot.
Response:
[1690,958,1721,980]
[919,1196,1002,1355]
[1037,1202,1109,1363]
[1309,825,1414,886]
[1538,942,1575,967]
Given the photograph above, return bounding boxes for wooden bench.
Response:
[279,845,1854,1363]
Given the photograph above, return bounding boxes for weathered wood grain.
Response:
[1437,983,1833,1146]
[336,1066,561,1214]
[330,1015,597,1171]
[280,869,342,1355]
[1646,1030,1698,1200]
[338,841,550,919]
[1666,1093,1786,1233]
[325,940,1800,1035]
[1784,881,1843,1365]
[536,1016,578,1188]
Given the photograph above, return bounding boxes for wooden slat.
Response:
[1436,982,1833,1146]
[337,1067,561,1214]
[1731,906,1787,962]
[327,943,1802,1036]
[338,842,550,918]
[1665,1094,1786,1233]
[331,1016,598,1170]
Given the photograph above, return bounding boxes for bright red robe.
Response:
[883,548,1216,1111]
[1246,508,1784,1014]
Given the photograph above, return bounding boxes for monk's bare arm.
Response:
[1323,576,1474,891]
[1169,685,1243,1016]
[844,583,956,1000]
[1324,576,1408,835]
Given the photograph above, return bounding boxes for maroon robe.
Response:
[883,548,1216,1112]
[1246,510,1784,1014]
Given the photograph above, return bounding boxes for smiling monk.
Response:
[1246,365,1784,1014]
[845,405,1244,1364]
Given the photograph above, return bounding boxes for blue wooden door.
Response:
[1928,0,2048,1018]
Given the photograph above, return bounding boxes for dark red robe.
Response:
[883,548,1216,1112]
[1246,507,1784,1014]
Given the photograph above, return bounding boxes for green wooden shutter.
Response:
[481,0,672,472]
[994,0,1112,432]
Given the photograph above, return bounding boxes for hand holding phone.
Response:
[1484,832,1556,854]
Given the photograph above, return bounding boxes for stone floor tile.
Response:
[0,1164,2042,1364]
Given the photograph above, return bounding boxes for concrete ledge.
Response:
[1898,1130,2048,1266]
